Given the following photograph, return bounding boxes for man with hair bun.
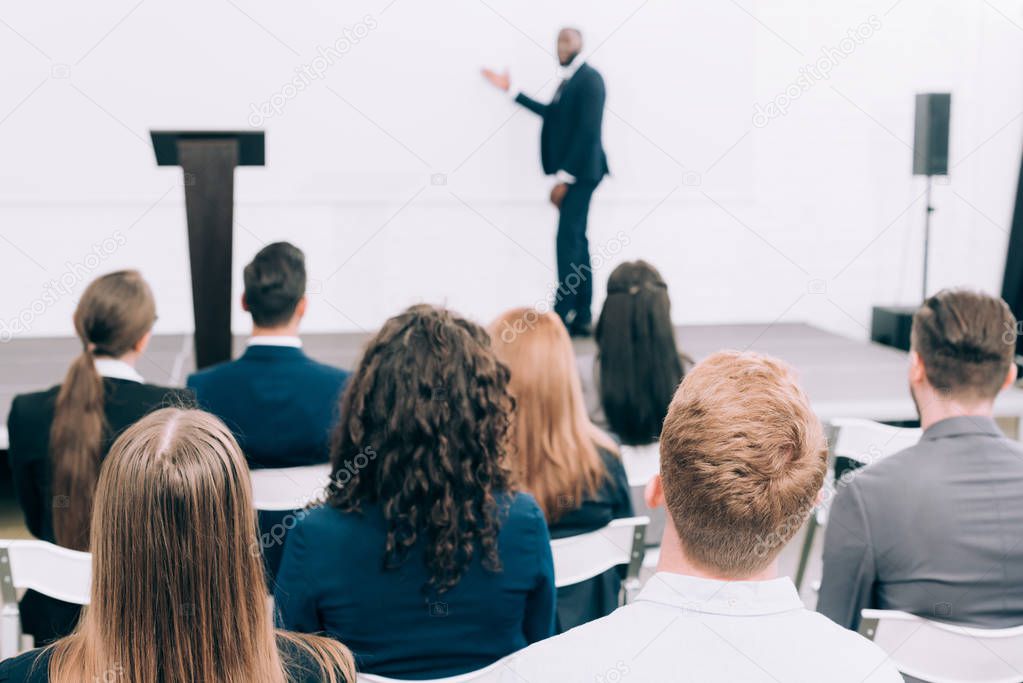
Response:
[819,288,1023,631]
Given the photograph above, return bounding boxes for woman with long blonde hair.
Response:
[0,408,355,683]
[489,308,632,631]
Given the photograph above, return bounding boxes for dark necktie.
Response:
[553,79,568,103]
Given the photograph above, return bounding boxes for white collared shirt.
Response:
[508,56,586,99]
[94,358,144,383]
[556,55,585,82]
[501,572,902,683]
[246,335,302,348]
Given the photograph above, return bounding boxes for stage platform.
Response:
[4,321,1023,450]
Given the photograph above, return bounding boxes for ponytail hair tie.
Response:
[608,281,668,296]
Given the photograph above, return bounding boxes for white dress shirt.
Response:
[246,335,302,348]
[93,358,144,383]
[500,572,902,683]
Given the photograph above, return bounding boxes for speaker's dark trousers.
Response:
[554,179,599,327]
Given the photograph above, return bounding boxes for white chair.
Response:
[249,464,332,511]
[357,654,513,682]
[550,516,649,603]
[858,609,1023,683]
[794,419,921,591]
[829,418,923,468]
[621,444,664,547]
[0,540,92,658]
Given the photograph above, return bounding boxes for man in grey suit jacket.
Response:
[818,288,1023,631]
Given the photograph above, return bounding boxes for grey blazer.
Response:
[817,416,1023,631]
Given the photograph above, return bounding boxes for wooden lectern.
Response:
[150,131,265,369]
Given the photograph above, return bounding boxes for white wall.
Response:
[1,0,1021,341]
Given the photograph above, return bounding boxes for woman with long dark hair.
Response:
[591,260,686,444]
[583,261,688,544]
[0,408,355,682]
[6,270,190,643]
[274,305,556,679]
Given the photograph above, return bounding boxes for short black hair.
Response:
[243,242,306,327]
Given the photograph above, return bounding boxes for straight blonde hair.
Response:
[47,408,355,683]
[489,308,617,522]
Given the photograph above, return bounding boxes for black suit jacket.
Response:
[515,62,609,183]
[187,345,349,469]
[7,378,193,543]
[0,635,350,683]
[7,377,191,644]
[548,446,633,632]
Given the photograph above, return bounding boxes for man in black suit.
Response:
[188,242,349,470]
[483,28,609,336]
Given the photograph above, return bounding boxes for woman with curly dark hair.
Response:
[274,305,556,680]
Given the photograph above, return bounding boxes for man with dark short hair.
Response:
[502,352,900,682]
[482,27,609,337]
[819,288,1023,631]
[187,242,349,470]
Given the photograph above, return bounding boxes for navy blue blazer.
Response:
[274,493,556,680]
[549,447,633,632]
[187,344,349,469]
[515,62,609,183]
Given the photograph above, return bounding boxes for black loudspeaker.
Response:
[913,93,951,176]
[871,305,916,352]
[1001,147,1023,362]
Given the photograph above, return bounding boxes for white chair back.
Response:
[620,443,664,547]
[249,464,332,511]
[0,540,92,658]
[859,609,1023,683]
[794,419,921,592]
[357,654,512,682]
[550,516,649,589]
[620,443,659,488]
[830,418,921,467]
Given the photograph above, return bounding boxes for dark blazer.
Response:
[274,493,556,680]
[187,344,349,469]
[515,62,609,183]
[0,636,350,683]
[548,446,633,632]
[6,376,191,644]
[818,416,1023,631]
[7,378,192,543]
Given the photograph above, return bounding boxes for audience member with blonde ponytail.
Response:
[0,408,356,683]
[6,270,191,643]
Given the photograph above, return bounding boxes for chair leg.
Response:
[0,604,23,659]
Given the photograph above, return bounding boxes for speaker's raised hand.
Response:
[481,67,510,92]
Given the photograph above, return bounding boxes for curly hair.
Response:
[327,304,515,595]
